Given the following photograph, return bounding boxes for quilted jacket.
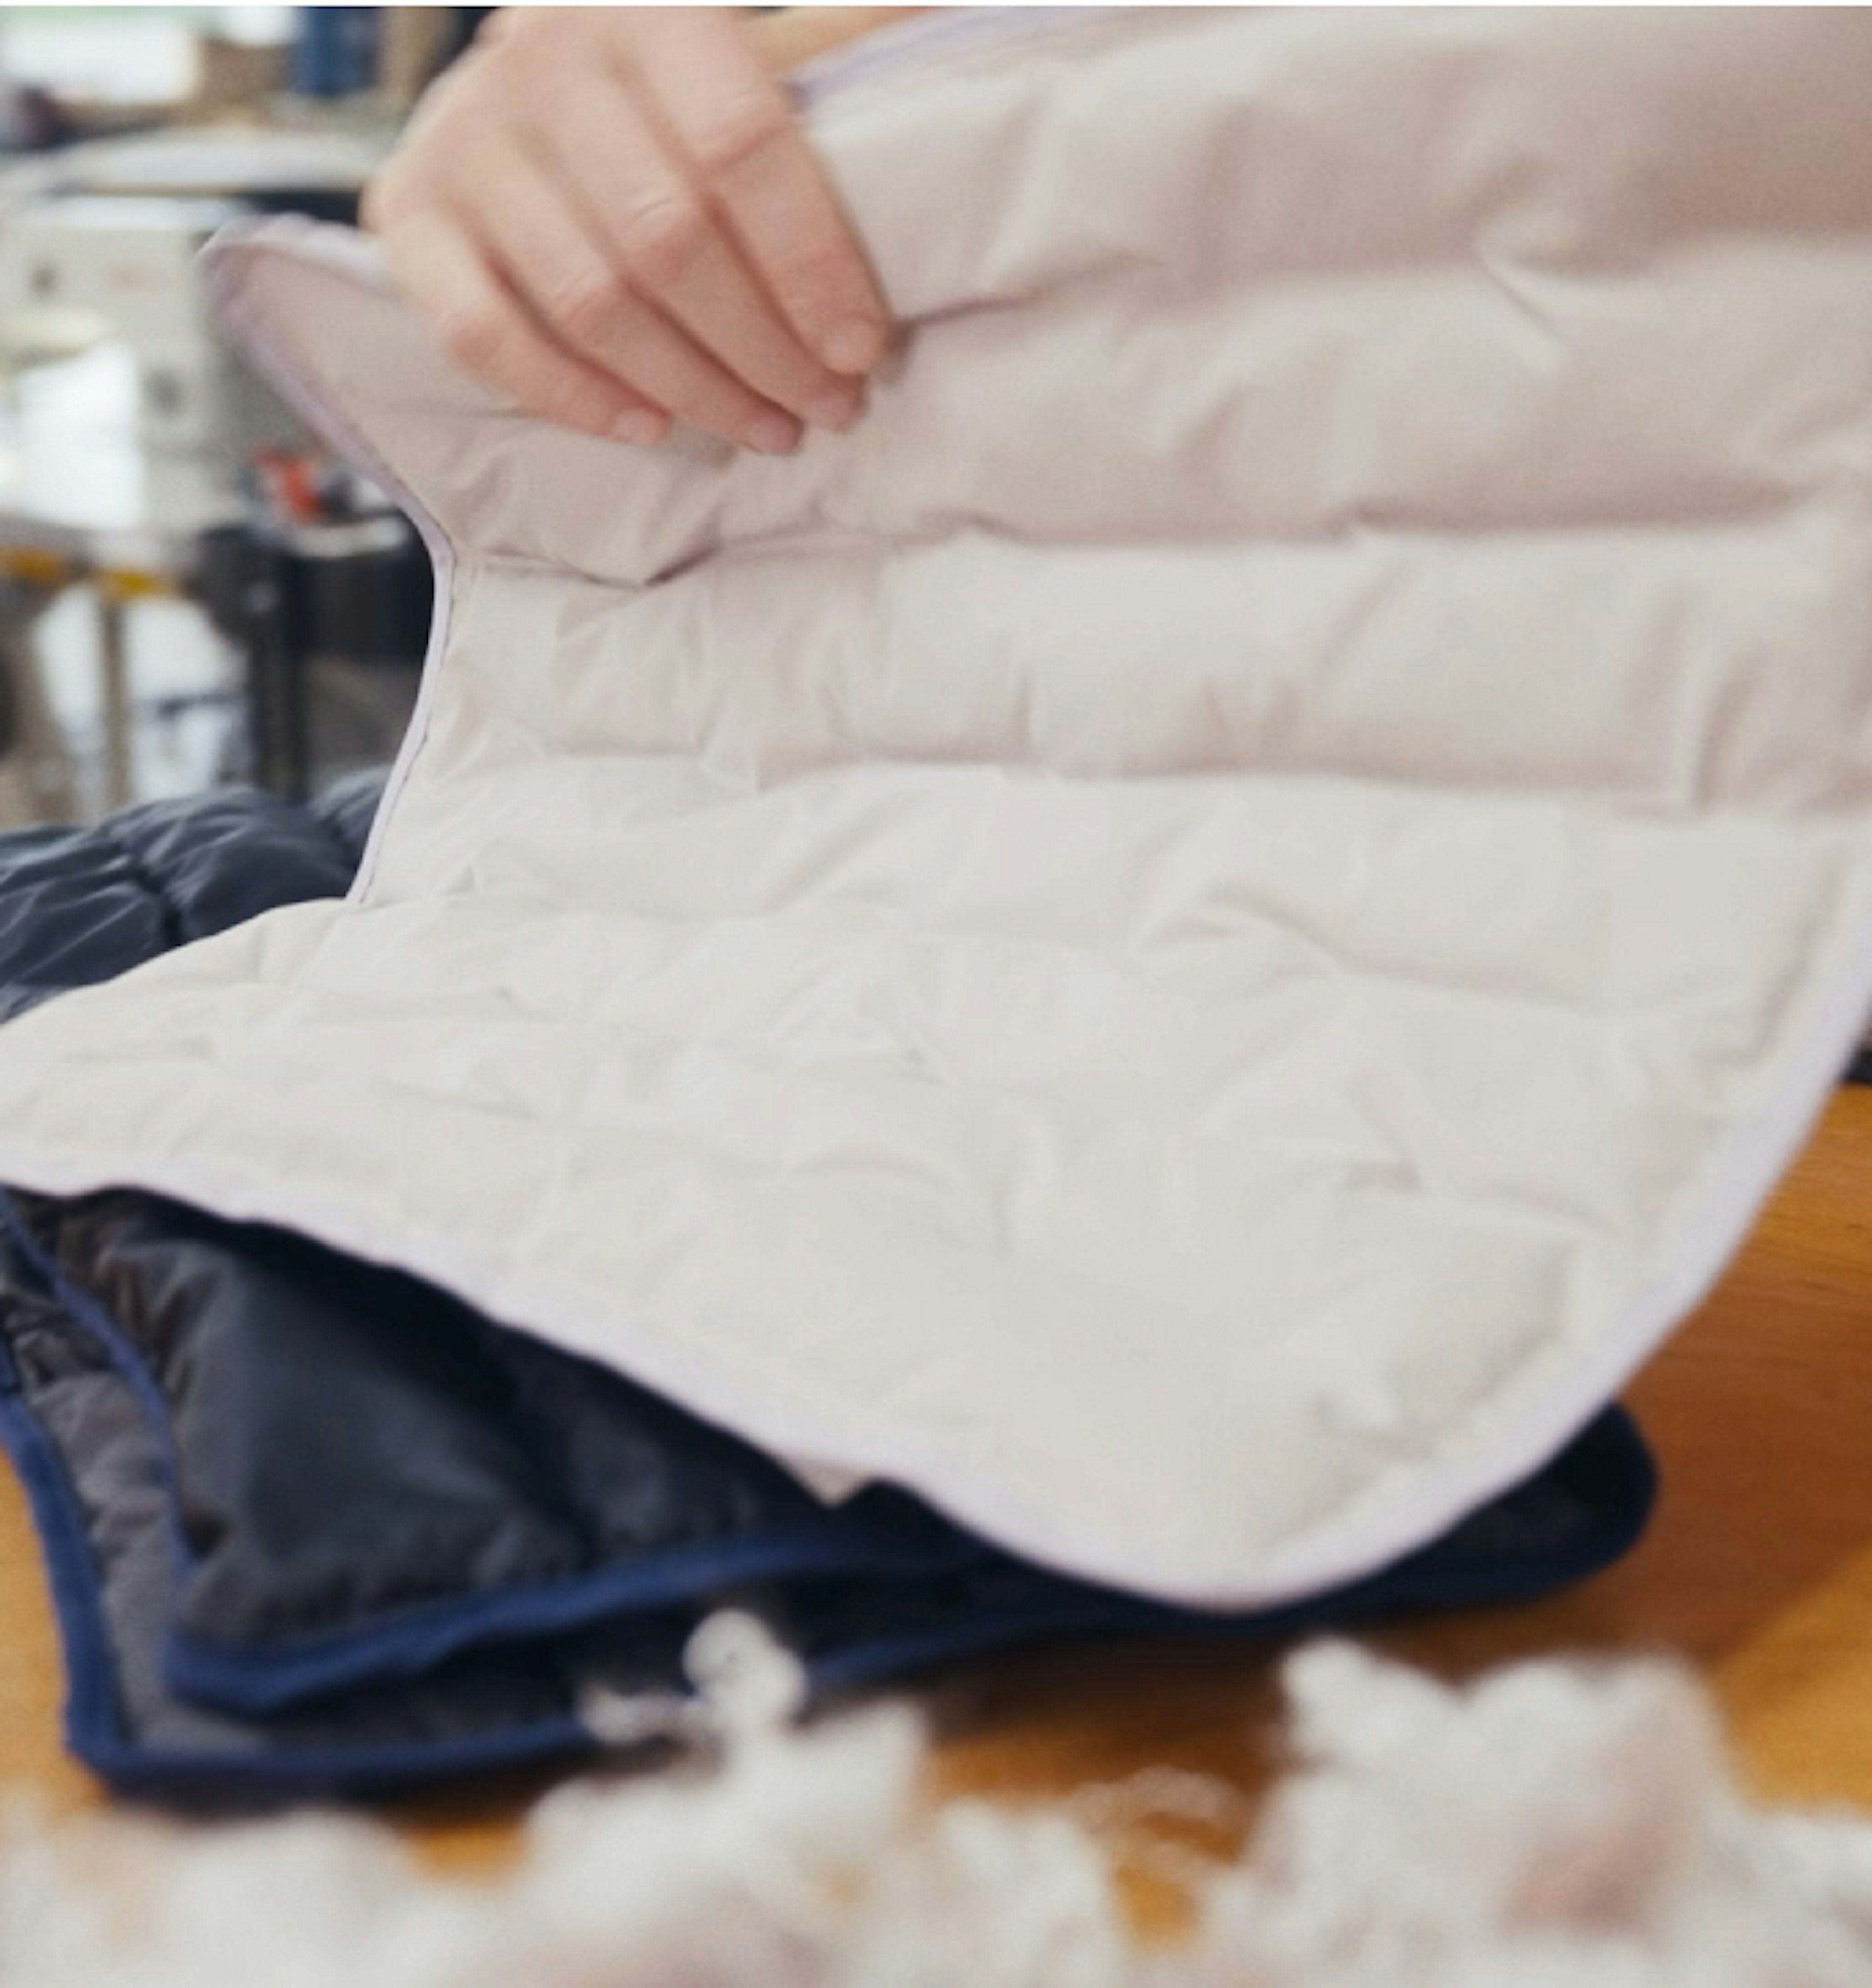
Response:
[5,7,1871,1796]
[0,775,1650,1797]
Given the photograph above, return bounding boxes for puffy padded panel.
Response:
[0,11,1867,1602]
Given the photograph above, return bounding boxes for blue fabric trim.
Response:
[0,1316,596,1803]
[809,1406,1658,1695]
[92,1714,595,1806]
[153,1392,1657,1720]
[168,1520,973,1715]
[0,1325,129,1766]
[0,1188,980,1718]
[0,1187,196,1589]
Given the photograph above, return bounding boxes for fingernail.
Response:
[822,317,885,374]
[613,409,667,446]
[745,409,802,455]
[806,382,864,432]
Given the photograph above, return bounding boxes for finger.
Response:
[453,134,803,454]
[378,206,665,442]
[539,58,863,432]
[625,7,889,377]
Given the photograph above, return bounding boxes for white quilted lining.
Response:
[0,9,1869,1604]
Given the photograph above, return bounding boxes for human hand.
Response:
[363,7,902,453]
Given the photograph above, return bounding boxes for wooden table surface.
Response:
[2,1087,1869,1883]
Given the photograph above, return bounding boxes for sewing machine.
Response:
[0,115,394,455]
[0,191,303,469]
[0,170,431,821]
[0,126,400,822]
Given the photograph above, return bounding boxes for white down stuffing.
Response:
[3,1620,1870,1988]
[0,9,1867,1603]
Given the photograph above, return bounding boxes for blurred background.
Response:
[0,5,468,827]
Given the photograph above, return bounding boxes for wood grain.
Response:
[3,1088,1868,1880]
